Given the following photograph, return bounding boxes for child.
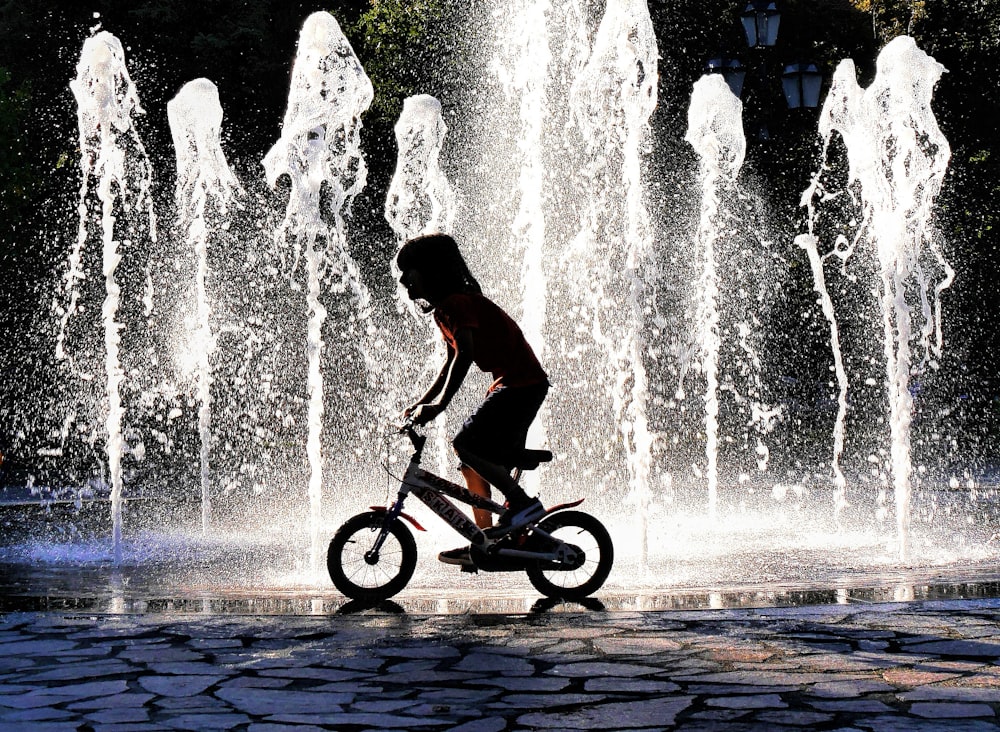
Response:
[398,233,549,567]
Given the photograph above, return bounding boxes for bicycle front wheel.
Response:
[327,511,417,601]
[526,510,613,600]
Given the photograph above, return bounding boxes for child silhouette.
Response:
[397,233,548,567]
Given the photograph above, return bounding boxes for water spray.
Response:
[385,93,458,476]
[684,74,746,518]
[67,31,157,563]
[167,78,243,533]
[263,12,373,572]
[569,0,658,560]
[800,36,952,560]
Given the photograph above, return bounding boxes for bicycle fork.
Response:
[363,490,414,564]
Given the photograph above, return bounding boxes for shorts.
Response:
[453,381,549,467]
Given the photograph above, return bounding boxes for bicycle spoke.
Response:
[339,537,405,589]
[543,525,604,588]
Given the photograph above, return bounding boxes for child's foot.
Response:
[496,497,544,531]
[438,545,473,567]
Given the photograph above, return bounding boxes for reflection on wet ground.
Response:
[3,507,1000,616]
[6,531,1000,727]
[4,557,1000,616]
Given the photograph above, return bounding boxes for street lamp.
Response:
[705,57,746,98]
[703,2,822,141]
[781,62,823,109]
[741,1,781,48]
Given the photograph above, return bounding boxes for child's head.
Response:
[396,233,481,307]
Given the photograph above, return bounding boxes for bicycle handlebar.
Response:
[391,420,426,452]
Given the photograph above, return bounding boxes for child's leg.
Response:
[455,447,529,506]
[452,383,548,508]
[460,465,494,529]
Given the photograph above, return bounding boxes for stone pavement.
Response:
[3,598,1000,730]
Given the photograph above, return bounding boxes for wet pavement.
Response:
[4,596,1000,730]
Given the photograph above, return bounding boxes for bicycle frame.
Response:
[369,426,579,566]
[380,426,502,548]
[397,460,500,547]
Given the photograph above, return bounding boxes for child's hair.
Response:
[396,233,482,299]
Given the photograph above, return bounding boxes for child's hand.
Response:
[408,403,443,425]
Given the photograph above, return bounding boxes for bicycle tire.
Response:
[525,510,613,600]
[327,511,417,601]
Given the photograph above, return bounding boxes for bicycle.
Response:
[326,423,614,602]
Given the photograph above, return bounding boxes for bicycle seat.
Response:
[508,449,553,471]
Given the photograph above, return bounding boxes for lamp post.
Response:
[741,1,781,48]
[782,62,823,109]
[705,2,823,140]
[706,57,746,98]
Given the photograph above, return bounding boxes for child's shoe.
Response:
[497,497,544,531]
[438,545,473,567]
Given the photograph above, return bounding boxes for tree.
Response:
[851,0,928,43]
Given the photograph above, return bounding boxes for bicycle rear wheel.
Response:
[525,510,613,600]
[327,511,417,601]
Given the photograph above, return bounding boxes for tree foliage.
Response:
[851,0,928,43]
[349,0,445,124]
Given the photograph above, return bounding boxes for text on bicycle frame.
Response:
[411,469,485,545]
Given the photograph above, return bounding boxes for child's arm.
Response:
[409,343,453,409]
[405,328,474,425]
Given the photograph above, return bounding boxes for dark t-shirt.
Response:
[434,292,547,390]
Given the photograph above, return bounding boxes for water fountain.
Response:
[384,93,458,476]
[0,5,990,609]
[385,94,456,241]
[262,12,374,571]
[167,78,243,533]
[684,74,747,518]
[494,0,551,425]
[563,0,659,561]
[60,31,157,564]
[799,35,953,561]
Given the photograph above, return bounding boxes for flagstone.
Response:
[5,598,1000,730]
[809,678,897,697]
[909,702,995,719]
[900,639,1000,658]
[84,705,151,723]
[583,677,681,693]
[707,693,787,709]
[160,712,252,728]
[898,686,1000,703]
[545,660,662,678]
[138,674,225,697]
[490,692,602,709]
[755,709,835,725]
[214,686,353,715]
[808,699,896,712]
[0,705,77,722]
[266,711,443,727]
[454,652,535,675]
[516,696,693,729]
